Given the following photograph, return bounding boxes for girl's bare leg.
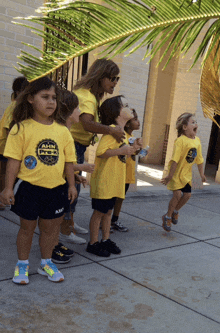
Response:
[167,190,182,217]
[38,216,63,259]
[89,210,104,244]
[17,218,37,260]
[175,192,191,211]
[60,214,72,235]
[102,209,113,241]
[112,198,124,218]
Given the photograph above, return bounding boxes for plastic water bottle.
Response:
[128,137,136,145]
[139,145,150,158]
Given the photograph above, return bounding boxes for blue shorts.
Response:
[92,197,116,214]
[11,180,68,220]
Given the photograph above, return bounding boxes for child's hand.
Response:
[133,138,143,152]
[111,125,125,143]
[161,176,171,185]
[68,186,78,204]
[82,163,95,174]
[120,145,135,156]
[0,188,15,205]
[201,174,207,183]
[75,174,87,187]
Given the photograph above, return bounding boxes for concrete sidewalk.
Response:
[1,178,220,332]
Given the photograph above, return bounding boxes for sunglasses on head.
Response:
[108,76,120,83]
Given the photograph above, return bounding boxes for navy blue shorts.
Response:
[92,197,116,214]
[180,183,191,193]
[11,180,68,220]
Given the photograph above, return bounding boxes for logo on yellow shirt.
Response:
[36,139,59,165]
[24,156,37,169]
[186,148,197,163]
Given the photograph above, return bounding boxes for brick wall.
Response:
[0,0,43,116]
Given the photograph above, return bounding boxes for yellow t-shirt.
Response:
[70,88,99,146]
[90,130,128,199]
[167,135,204,191]
[126,133,136,184]
[4,119,76,189]
[0,101,15,155]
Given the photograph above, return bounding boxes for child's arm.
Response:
[0,158,21,205]
[161,161,177,185]
[73,163,95,174]
[80,114,125,143]
[197,163,206,182]
[98,145,134,159]
[64,162,78,204]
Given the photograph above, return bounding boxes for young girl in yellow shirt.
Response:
[0,77,77,284]
[161,113,206,232]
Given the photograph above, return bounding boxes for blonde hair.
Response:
[176,113,194,137]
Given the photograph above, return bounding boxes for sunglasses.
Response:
[108,76,120,83]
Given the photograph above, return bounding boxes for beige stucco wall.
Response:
[0,0,42,116]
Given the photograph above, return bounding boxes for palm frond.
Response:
[13,0,220,81]
[200,35,220,126]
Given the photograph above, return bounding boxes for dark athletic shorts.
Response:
[180,183,191,193]
[11,180,68,220]
[92,197,117,214]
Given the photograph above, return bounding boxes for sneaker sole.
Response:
[37,268,64,282]
[51,258,71,264]
[112,227,128,232]
[86,249,111,257]
[12,279,29,285]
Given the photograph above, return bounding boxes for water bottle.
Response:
[128,137,136,145]
[139,145,150,158]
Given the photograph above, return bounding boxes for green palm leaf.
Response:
[13,0,220,81]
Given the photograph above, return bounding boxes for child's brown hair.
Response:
[176,113,194,137]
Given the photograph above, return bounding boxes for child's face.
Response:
[120,97,134,122]
[183,116,198,138]
[28,87,57,119]
[129,114,140,130]
[68,106,80,125]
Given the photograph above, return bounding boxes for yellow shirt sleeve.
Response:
[74,89,97,117]
[4,124,23,161]
[96,134,117,156]
[170,137,183,163]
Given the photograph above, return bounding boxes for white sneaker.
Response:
[73,222,88,234]
[59,232,86,244]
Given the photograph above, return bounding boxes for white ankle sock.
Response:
[17,259,29,264]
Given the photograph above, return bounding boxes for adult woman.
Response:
[60,58,124,244]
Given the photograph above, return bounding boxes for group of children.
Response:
[0,75,206,285]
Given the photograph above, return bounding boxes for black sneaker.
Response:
[111,221,128,232]
[51,250,72,264]
[101,239,121,254]
[55,242,74,257]
[86,242,110,257]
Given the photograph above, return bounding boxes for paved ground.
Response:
[1,165,220,332]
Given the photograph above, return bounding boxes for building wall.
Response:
[0,0,42,116]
